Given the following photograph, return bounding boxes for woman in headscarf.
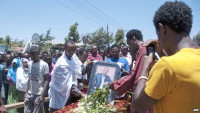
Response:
[7,58,21,85]
[16,58,29,113]
[6,58,21,113]
[16,58,29,92]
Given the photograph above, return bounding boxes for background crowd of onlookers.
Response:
[0,42,135,113]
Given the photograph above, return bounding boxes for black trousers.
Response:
[3,83,9,104]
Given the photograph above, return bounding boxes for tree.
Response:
[41,43,53,52]
[40,33,44,41]
[18,40,24,47]
[0,37,5,44]
[43,28,55,41]
[5,35,11,47]
[193,31,200,46]
[66,22,80,42]
[37,28,55,52]
[114,29,124,45]
[87,27,114,49]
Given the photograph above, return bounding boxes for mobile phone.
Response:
[147,44,155,56]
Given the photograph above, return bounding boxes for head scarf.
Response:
[16,58,29,92]
[21,58,29,68]
[7,58,21,84]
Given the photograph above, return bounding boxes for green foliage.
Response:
[40,33,44,41]
[5,35,11,47]
[193,31,200,46]
[38,28,55,52]
[66,22,80,42]
[8,85,18,113]
[0,37,6,44]
[40,28,55,41]
[78,86,117,113]
[0,28,55,52]
[0,35,24,51]
[41,42,53,52]
[86,27,114,49]
[114,29,124,45]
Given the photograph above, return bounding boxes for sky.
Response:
[0,0,200,43]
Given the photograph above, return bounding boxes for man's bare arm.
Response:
[134,54,158,113]
[41,74,49,97]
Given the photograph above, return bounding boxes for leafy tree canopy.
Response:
[114,29,124,45]
[65,22,80,42]
[84,27,114,49]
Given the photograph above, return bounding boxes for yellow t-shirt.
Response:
[145,48,200,113]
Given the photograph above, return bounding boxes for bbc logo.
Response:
[193,109,199,112]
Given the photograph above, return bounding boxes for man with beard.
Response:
[49,40,84,113]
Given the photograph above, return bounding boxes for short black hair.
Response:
[7,50,11,54]
[42,51,48,55]
[126,29,143,41]
[111,44,120,50]
[120,42,126,47]
[65,40,75,47]
[122,45,128,49]
[78,48,88,55]
[46,54,52,59]
[153,1,192,34]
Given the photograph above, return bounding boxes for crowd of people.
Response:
[0,1,200,113]
[0,39,133,113]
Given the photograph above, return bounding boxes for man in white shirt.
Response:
[48,40,83,113]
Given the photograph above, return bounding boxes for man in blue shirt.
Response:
[106,44,130,77]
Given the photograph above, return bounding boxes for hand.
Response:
[7,77,14,85]
[38,95,44,103]
[109,82,114,90]
[143,53,154,71]
[0,106,7,113]
[143,39,163,54]
[143,39,158,46]
[121,68,129,75]
[24,68,28,71]
[81,93,86,98]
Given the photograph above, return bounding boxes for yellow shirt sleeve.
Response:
[145,58,175,100]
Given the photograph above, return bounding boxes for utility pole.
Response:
[106,24,109,49]
[107,24,109,36]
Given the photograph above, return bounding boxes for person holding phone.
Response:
[134,1,200,113]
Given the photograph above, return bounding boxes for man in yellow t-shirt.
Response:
[133,1,200,113]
